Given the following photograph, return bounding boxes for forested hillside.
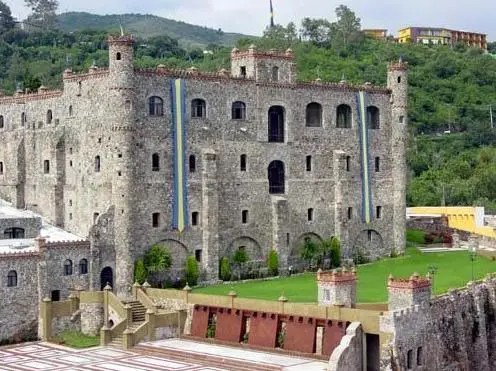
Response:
[2,4,496,212]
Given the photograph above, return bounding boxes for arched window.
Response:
[64,259,73,276]
[0,115,4,128]
[116,52,121,60]
[306,155,312,171]
[94,156,101,172]
[79,259,88,275]
[336,104,352,128]
[191,99,206,118]
[46,110,53,124]
[268,106,285,143]
[4,228,25,239]
[7,270,17,287]
[367,106,380,129]
[240,154,247,171]
[417,346,423,365]
[0,162,3,174]
[272,66,279,81]
[152,153,160,171]
[407,349,413,369]
[306,102,322,127]
[189,155,196,172]
[148,96,164,116]
[21,112,26,126]
[68,105,73,116]
[232,101,246,120]
[268,160,285,194]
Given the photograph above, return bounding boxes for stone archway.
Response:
[226,236,263,261]
[289,232,323,269]
[158,239,189,270]
[100,266,113,290]
[352,229,385,262]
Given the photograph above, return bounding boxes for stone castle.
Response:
[0,34,407,301]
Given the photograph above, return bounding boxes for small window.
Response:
[407,349,413,369]
[69,200,72,206]
[46,110,53,124]
[69,160,73,167]
[376,206,382,219]
[286,233,290,246]
[152,153,160,171]
[347,207,353,220]
[272,66,279,81]
[69,147,73,154]
[51,290,60,301]
[397,76,402,84]
[242,210,249,224]
[152,213,160,228]
[324,288,330,301]
[375,157,380,172]
[0,115,4,128]
[93,212,99,223]
[69,213,73,220]
[308,208,314,221]
[399,115,404,124]
[240,154,247,171]
[0,162,3,174]
[64,259,73,276]
[189,155,196,172]
[95,155,101,172]
[192,212,199,226]
[21,112,26,126]
[232,101,246,120]
[306,155,312,172]
[79,259,88,275]
[44,160,50,174]
[68,105,73,116]
[368,230,373,242]
[116,52,121,60]
[195,249,202,262]
[240,66,246,77]
[148,96,164,116]
[4,228,25,239]
[417,346,423,366]
[125,100,131,111]
[346,156,351,172]
[191,99,206,118]
[7,270,17,287]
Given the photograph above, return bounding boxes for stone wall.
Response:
[80,302,104,336]
[52,313,80,337]
[328,322,363,371]
[380,276,496,370]
[0,215,41,239]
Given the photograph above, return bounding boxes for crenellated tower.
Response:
[388,60,408,255]
[107,35,137,297]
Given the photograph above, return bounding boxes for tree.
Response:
[23,71,41,92]
[0,1,15,34]
[267,249,279,276]
[329,5,362,49]
[321,237,341,268]
[143,244,172,287]
[184,256,199,286]
[232,248,249,265]
[219,257,231,281]
[134,259,147,284]
[300,18,332,46]
[300,238,321,267]
[25,0,59,30]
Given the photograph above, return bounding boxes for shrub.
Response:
[406,229,426,245]
[353,248,369,265]
[219,257,231,281]
[133,259,147,284]
[300,238,321,265]
[267,249,279,276]
[329,237,341,268]
[143,244,172,287]
[232,248,249,265]
[184,256,200,286]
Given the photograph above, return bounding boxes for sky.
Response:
[7,0,496,41]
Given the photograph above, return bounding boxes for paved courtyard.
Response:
[0,339,328,371]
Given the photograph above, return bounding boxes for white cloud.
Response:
[6,0,495,40]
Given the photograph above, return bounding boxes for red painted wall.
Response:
[248,312,278,348]
[215,308,244,342]
[190,305,210,338]
[322,321,347,356]
[284,317,316,353]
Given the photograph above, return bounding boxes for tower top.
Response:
[107,35,135,46]
[388,59,408,72]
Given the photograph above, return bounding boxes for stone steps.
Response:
[135,345,281,371]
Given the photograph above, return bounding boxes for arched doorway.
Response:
[100,266,113,290]
[268,160,285,194]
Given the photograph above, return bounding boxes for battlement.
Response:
[231,46,295,61]
[107,35,135,45]
[317,269,357,307]
[387,61,408,71]
[317,268,357,284]
[388,273,431,290]
[388,273,431,311]
[62,67,110,82]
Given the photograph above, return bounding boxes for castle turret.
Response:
[387,273,431,311]
[317,268,357,308]
[108,35,135,88]
[388,60,408,255]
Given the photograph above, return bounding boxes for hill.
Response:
[56,12,251,47]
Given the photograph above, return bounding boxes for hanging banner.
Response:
[356,91,373,224]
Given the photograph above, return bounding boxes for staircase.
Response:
[107,300,148,348]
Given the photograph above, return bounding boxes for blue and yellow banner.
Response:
[170,79,188,233]
[356,91,373,224]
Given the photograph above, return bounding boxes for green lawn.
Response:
[56,330,100,349]
[194,248,496,303]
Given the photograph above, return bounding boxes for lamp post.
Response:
[469,244,477,282]
[427,264,438,294]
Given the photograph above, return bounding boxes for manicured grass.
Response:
[194,248,496,303]
[56,330,99,349]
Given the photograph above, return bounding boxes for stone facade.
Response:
[317,269,357,307]
[0,34,408,296]
[80,302,104,336]
[328,322,363,371]
[387,273,431,311]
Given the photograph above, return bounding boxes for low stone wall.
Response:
[328,322,363,371]
[81,303,104,336]
[52,314,80,337]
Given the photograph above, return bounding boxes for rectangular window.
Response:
[346,156,350,172]
[93,212,99,223]
[240,155,247,171]
[242,210,248,224]
[306,155,312,171]
[375,157,380,172]
[324,289,330,301]
[44,160,50,174]
[192,211,199,226]
[152,213,160,228]
[308,208,313,221]
[195,249,202,262]
[347,207,353,220]
[376,206,382,219]
[0,161,3,174]
[51,290,60,302]
[240,66,246,77]
[368,230,372,242]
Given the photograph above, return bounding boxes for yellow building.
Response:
[363,29,388,40]
[398,27,487,49]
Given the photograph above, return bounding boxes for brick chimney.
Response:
[317,268,357,308]
[387,273,431,311]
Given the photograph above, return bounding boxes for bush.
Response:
[267,249,279,276]
[184,256,200,286]
[232,248,249,265]
[143,244,172,287]
[219,257,231,281]
[300,238,321,265]
[133,259,147,284]
[329,237,341,268]
[406,229,426,245]
[353,248,369,265]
